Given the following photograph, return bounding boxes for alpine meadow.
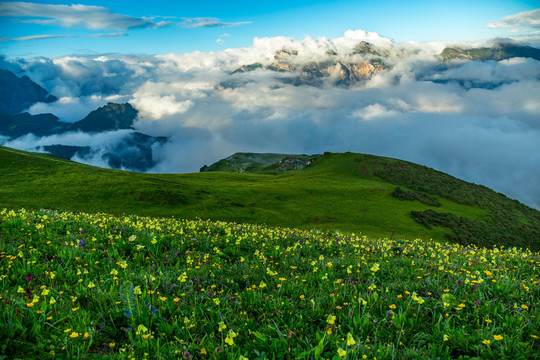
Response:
[1,1,540,359]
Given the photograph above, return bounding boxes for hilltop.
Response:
[1,146,539,251]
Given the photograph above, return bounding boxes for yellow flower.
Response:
[327,315,336,325]
[218,321,227,332]
[70,332,79,338]
[337,348,347,357]
[17,286,25,293]
[346,332,356,346]
[521,304,528,310]
[200,348,207,355]
[136,324,148,334]
[26,302,34,307]
[159,296,167,302]
[225,336,234,346]
[110,269,118,275]
[72,307,79,312]
[213,298,220,306]
[259,281,267,288]
[482,339,491,345]
[64,328,72,333]
[109,343,116,348]
[83,332,89,340]
[239,356,248,360]
[300,295,305,299]
[173,297,180,302]
[87,281,95,288]
[443,334,449,341]
[370,263,380,272]
[493,335,503,341]
[134,286,142,295]
[178,272,188,282]
[41,288,49,296]
[142,334,151,339]
[120,261,127,269]
[389,304,397,309]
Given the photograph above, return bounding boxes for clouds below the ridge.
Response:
[2,30,540,209]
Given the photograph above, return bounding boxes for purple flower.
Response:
[457,279,462,285]
[78,239,85,247]
[26,273,33,283]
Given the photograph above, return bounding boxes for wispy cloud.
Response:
[180,17,252,28]
[0,33,126,42]
[0,2,252,33]
[0,2,159,30]
[487,8,540,29]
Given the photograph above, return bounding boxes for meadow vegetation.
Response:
[2,146,540,252]
[1,208,539,359]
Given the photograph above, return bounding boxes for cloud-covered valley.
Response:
[2,30,540,209]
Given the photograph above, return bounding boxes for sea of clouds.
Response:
[2,30,540,209]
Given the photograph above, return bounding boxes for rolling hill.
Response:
[1,146,539,251]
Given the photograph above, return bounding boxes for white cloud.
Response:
[488,8,540,29]
[180,17,251,28]
[0,2,158,30]
[0,2,251,37]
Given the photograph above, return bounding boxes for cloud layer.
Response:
[2,30,540,209]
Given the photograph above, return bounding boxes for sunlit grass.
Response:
[1,208,539,359]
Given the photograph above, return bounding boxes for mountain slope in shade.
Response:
[0,69,57,115]
[67,102,138,133]
[0,111,61,138]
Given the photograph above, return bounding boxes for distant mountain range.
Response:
[228,41,540,88]
[0,69,165,171]
[440,42,540,62]
[231,42,389,87]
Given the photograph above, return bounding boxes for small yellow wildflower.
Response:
[493,335,503,341]
[346,332,356,346]
[337,348,347,357]
[327,315,336,325]
[218,321,226,332]
[70,332,79,338]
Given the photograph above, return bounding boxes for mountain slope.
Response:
[1,147,539,251]
[440,42,540,62]
[0,69,57,115]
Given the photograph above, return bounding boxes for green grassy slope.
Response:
[1,146,539,250]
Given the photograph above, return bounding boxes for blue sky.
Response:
[1,0,539,57]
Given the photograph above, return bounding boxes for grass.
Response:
[4,145,534,250]
[1,208,539,359]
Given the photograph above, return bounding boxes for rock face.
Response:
[0,69,57,115]
[67,102,138,133]
[233,44,388,88]
[440,43,540,62]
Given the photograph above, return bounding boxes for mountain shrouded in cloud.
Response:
[1,29,540,209]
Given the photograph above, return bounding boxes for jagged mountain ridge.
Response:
[232,41,389,87]
[231,41,540,88]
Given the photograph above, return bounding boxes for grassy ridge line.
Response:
[2,146,540,251]
[1,208,539,359]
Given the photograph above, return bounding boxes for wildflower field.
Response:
[1,208,539,359]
